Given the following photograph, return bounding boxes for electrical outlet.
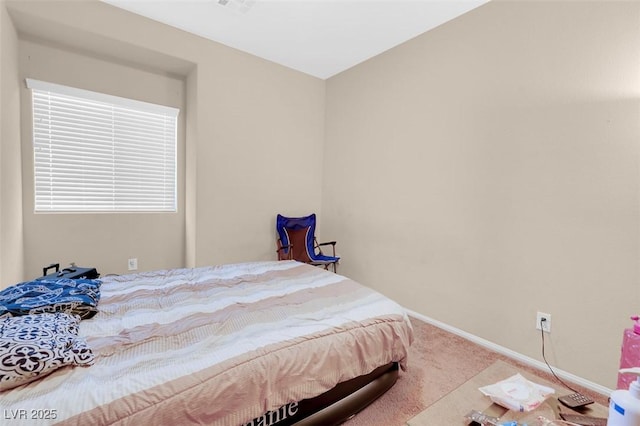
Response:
[536,312,551,333]
[128,258,138,271]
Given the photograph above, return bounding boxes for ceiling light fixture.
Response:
[217,0,256,14]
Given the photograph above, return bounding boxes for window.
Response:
[26,79,179,212]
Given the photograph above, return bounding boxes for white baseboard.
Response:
[406,309,613,397]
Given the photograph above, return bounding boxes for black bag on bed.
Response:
[36,263,100,280]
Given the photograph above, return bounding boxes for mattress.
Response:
[3,260,414,425]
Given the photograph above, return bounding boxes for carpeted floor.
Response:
[344,316,608,426]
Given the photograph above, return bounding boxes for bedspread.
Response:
[3,261,413,426]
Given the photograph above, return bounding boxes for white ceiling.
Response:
[101,0,489,80]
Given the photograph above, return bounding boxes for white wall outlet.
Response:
[536,312,551,333]
[128,258,138,271]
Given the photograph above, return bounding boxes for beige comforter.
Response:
[3,261,414,425]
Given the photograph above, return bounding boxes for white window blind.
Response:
[26,78,179,213]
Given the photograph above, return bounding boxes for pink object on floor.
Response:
[617,316,640,390]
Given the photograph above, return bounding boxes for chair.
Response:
[276,213,339,273]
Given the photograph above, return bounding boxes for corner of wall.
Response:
[0,0,25,287]
[185,66,198,268]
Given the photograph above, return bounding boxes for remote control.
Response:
[559,412,607,426]
[558,392,594,409]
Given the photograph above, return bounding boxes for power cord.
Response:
[539,317,580,394]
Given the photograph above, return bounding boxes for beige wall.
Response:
[0,0,24,286]
[18,40,187,278]
[2,0,637,391]
[2,0,325,281]
[324,0,640,389]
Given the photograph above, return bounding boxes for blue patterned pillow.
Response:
[0,279,101,319]
[0,313,94,391]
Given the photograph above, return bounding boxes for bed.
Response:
[2,260,414,425]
